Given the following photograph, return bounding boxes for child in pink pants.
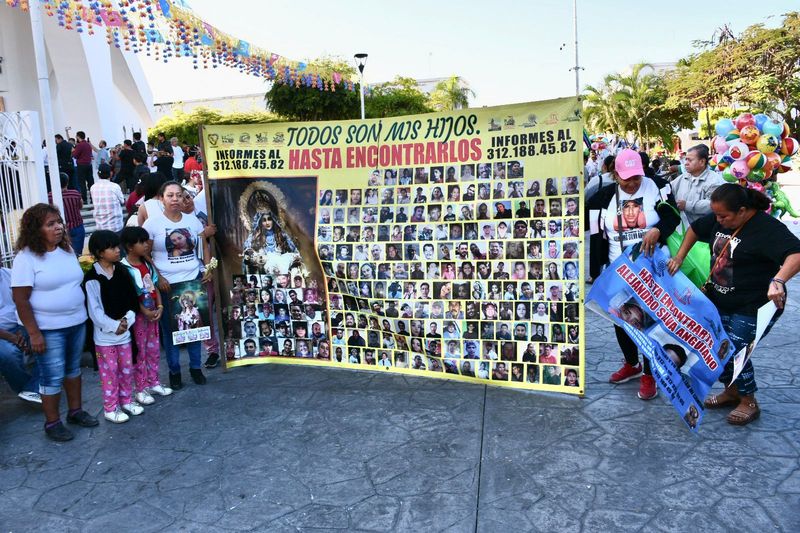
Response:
[83,230,142,424]
[120,227,173,404]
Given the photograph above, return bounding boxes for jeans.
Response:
[0,325,40,393]
[69,225,86,257]
[717,312,778,396]
[159,288,201,374]
[172,168,184,183]
[615,325,652,375]
[34,322,86,395]
[76,163,94,202]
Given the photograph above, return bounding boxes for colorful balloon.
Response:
[712,136,729,154]
[727,140,749,160]
[764,152,781,169]
[761,119,784,136]
[734,113,756,130]
[782,122,792,139]
[756,134,780,154]
[780,137,799,157]
[715,118,736,137]
[747,169,765,183]
[754,113,769,132]
[739,125,760,146]
[731,160,750,180]
[725,129,741,142]
[745,150,767,170]
[721,166,737,183]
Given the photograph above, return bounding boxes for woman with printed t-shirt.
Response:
[12,204,98,441]
[143,181,212,390]
[588,149,680,401]
[668,184,800,425]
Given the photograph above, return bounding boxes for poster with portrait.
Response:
[202,97,585,394]
[586,245,735,430]
[169,280,212,345]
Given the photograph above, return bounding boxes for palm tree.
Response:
[429,76,475,111]
[583,63,691,147]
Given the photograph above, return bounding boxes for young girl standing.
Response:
[84,230,142,423]
[120,227,172,405]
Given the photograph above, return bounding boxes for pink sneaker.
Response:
[609,363,642,384]
[638,375,658,400]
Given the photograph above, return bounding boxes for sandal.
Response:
[726,396,760,426]
[704,387,740,409]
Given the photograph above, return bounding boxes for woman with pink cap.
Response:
[588,149,681,400]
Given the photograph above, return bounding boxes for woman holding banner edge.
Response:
[588,149,681,400]
[667,183,800,425]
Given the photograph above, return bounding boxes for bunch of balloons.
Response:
[589,134,610,152]
[710,113,799,217]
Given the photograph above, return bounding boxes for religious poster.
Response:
[169,279,212,345]
[586,246,735,430]
[202,98,585,393]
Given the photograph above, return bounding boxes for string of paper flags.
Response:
[5,0,357,91]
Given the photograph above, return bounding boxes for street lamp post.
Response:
[354,53,368,120]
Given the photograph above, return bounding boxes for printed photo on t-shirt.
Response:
[165,228,197,258]
[710,232,736,287]
[614,197,646,231]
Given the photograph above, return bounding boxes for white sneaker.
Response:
[104,410,130,424]
[135,391,155,405]
[18,391,42,404]
[121,402,144,416]
[149,384,173,396]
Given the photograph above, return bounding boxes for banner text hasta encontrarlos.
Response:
[209,114,577,172]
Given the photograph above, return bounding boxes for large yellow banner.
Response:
[202,97,585,393]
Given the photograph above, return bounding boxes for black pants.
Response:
[614,325,651,375]
[76,164,94,202]
[60,164,76,191]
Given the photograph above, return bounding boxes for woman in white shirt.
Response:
[12,204,97,441]
[143,181,212,390]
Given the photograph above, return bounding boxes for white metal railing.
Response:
[0,111,47,267]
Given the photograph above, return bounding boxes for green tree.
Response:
[365,76,432,118]
[264,56,360,121]
[429,76,475,111]
[148,107,285,145]
[666,12,800,139]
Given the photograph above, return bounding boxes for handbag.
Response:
[660,202,711,289]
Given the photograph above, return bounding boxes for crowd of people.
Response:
[587,141,800,425]
[1,130,219,441]
[3,124,798,438]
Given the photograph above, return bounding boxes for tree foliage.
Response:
[264,56,360,121]
[665,12,800,138]
[429,76,475,111]
[583,64,694,146]
[148,107,285,145]
[365,76,432,118]
[264,58,467,121]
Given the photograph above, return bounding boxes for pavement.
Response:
[2,188,800,532]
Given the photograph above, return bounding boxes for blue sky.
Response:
[142,0,799,106]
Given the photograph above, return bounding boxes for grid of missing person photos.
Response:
[315,161,582,388]
[225,274,328,361]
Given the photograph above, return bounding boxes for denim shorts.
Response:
[34,323,87,395]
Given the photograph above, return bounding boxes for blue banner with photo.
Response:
[586,245,734,431]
